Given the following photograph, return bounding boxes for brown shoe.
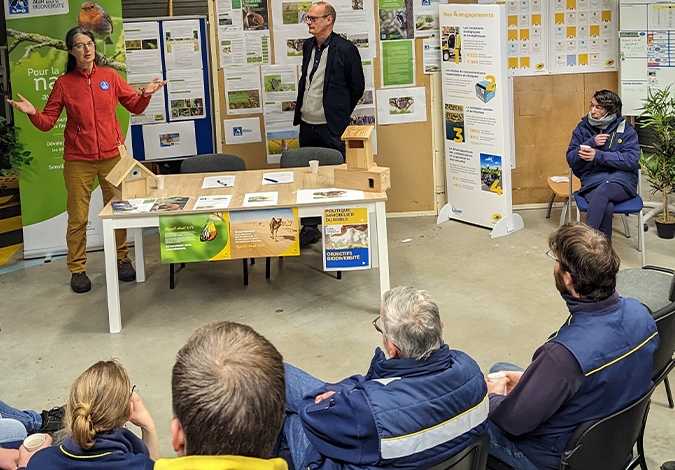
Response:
[70,272,91,293]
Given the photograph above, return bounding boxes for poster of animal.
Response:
[242,0,269,30]
[379,0,414,40]
[229,208,299,259]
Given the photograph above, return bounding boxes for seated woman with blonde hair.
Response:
[18,360,158,469]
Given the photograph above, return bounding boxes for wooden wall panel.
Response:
[370,39,434,213]
[511,71,618,205]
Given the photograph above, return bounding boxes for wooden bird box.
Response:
[334,164,391,193]
[105,151,158,200]
[341,125,374,170]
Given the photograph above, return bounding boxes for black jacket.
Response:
[294,32,365,135]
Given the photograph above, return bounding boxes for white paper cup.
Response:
[309,160,319,174]
[24,433,47,451]
[579,144,591,150]
[156,175,165,189]
[487,372,507,395]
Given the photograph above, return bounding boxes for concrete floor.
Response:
[1,207,674,467]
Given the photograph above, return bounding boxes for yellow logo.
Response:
[605,59,615,66]
[535,62,544,70]
[492,213,502,222]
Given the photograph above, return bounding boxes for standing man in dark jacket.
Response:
[277,286,488,470]
[294,1,365,158]
[486,223,658,470]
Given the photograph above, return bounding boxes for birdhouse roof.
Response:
[341,125,374,141]
[105,156,157,187]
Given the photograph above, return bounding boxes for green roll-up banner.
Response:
[5,0,127,258]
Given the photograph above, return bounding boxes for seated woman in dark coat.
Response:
[566,89,640,242]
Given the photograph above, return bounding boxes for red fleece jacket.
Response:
[29,64,150,162]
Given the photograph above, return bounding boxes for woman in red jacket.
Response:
[8,26,165,293]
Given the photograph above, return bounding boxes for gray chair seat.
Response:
[616,267,675,312]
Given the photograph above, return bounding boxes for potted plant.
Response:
[0,116,32,195]
[639,85,675,239]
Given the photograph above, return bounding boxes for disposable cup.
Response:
[24,433,47,451]
[156,175,165,189]
[487,372,507,395]
[309,160,319,175]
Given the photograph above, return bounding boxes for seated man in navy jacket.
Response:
[486,223,659,470]
[279,286,488,470]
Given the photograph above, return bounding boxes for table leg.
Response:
[133,228,146,282]
[370,207,380,269]
[103,219,122,333]
[375,201,390,297]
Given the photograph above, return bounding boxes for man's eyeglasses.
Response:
[305,14,329,23]
[73,41,95,50]
[372,316,384,335]
[546,249,558,261]
[372,316,400,351]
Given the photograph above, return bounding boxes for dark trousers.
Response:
[582,182,631,242]
[299,121,346,157]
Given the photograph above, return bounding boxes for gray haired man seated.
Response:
[278,286,488,470]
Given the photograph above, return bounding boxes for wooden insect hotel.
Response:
[334,125,390,192]
[105,146,158,199]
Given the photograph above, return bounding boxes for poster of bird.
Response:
[378,0,414,41]
[7,1,127,76]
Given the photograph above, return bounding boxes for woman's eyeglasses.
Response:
[73,41,95,50]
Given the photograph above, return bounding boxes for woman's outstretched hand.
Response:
[7,94,36,116]
[140,77,167,97]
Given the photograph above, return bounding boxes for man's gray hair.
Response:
[380,286,443,360]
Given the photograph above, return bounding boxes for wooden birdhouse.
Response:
[105,150,158,200]
[334,125,390,193]
[342,125,374,170]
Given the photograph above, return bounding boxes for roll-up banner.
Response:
[437,3,523,238]
[5,0,128,258]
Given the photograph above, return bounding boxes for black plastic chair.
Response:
[426,433,489,470]
[560,387,653,470]
[617,265,675,408]
[264,147,345,281]
[180,153,247,173]
[486,387,654,470]
[652,305,675,409]
[279,147,344,168]
[169,154,250,289]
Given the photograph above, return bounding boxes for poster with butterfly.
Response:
[159,212,231,263]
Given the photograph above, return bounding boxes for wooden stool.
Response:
[547,175,581,225]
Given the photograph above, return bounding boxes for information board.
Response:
[124,16,215,160]
[619,0,675,115]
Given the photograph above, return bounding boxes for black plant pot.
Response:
[655,220,675,239]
